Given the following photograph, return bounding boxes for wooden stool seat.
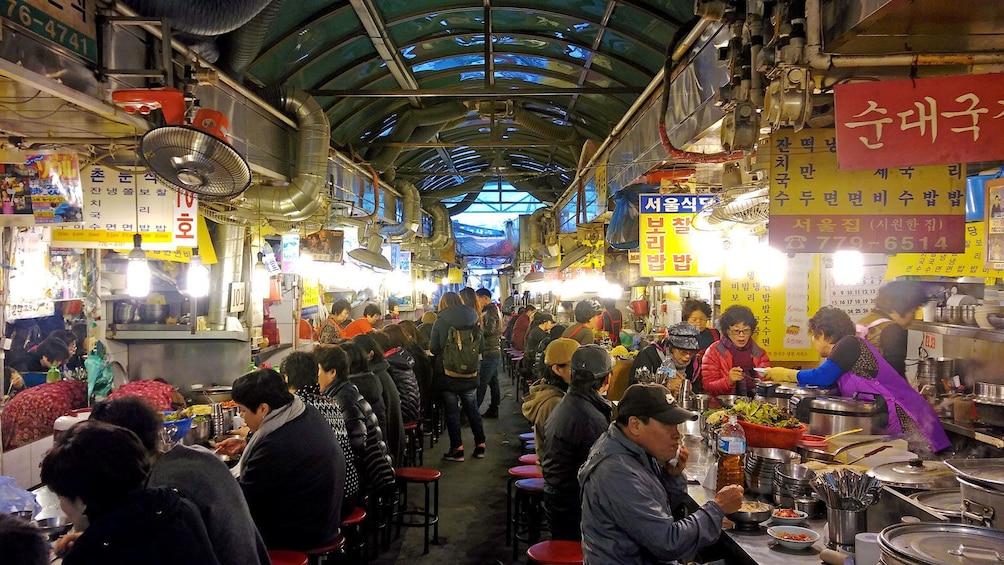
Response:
[519,453,539,465]
[396,466,441,482]
[527,540,585,564]
[268,550,309,565]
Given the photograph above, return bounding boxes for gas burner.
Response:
[731,522,767,535]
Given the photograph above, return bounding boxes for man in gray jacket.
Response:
[578,384,744,565]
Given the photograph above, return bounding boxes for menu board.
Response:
[722,254,820,362]
[638,194,718,277]
[886,222,1003,282]
[768,129,966,254]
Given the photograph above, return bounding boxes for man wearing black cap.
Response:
[578,384,743,565]
[538,344,613,541]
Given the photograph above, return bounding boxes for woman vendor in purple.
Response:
[764,306,950,454]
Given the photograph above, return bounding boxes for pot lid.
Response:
[945,459,1004,490]
[868,459,957,490]
[908,489,963,517]
[809,395,883,415]
[878,523,1004,565]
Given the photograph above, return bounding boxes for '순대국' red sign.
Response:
[834,73,1004,171]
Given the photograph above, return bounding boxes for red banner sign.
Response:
[835,73,1004,171]
[769,214,966,254]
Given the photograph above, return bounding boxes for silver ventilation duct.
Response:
[526,207,551,260]
[425,202,454,251]
[207,223,246,330]
[241,87,329,221]
[379,180,421,239]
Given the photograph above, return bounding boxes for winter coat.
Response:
[237,405,345,551]
[579,424,726,565]
[511,311,533,351]
[700,340,770,397]
[407,343,434,419]
[324,378,396,495]
[386,347,422,424]
[370,358,404,467]
[521,380,566,449]
[480,302,502,357]
[148,445,270,565]
[524,326,550,367]
[430,304,482,393]
[539,388,610,498]
[562,323,595,345]
[348,370,388,439]
[63,487,221,565]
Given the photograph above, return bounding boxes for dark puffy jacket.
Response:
[430,304,482,393]
[369,358,404,467]
[348,371,387,439]
[406,344,434,419]
[324,379,396,495]
[539,387,611,497]
[480,303,502,357]
[386,347,421,424]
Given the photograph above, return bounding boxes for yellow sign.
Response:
[447,267,463,284]
[301,279,320,309]
[722,254,821,362]
[768,129,966,254]
[638,194,719,277]
[885,222,1002,282]
[146,216,218,264]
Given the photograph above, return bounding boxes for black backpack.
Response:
[442,325,481,378]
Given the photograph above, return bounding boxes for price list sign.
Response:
[768,128,966,254]
[722,254,820,362]
[51,166,198,251]
[638,194,718,277]
[886,223,1004,282]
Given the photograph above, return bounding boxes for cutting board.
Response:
[833,440,913,468]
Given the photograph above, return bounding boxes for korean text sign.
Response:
[835,73,1004,170]
[638,194,717,277]
[768,128,966,254]
[886,222,1003,282]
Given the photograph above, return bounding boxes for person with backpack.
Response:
[562,299,603,345]
[856,281,929,378]
[429,291,485,461]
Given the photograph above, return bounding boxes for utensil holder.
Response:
[826,507,866,552]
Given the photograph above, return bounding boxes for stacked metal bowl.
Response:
[973,382,1004,427]
[774,463,826,518]
[745,447,800,495]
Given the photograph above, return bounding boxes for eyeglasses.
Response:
[728,328,753,337]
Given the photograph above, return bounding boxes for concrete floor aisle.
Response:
[372,368,532,564]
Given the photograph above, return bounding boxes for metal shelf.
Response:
[940,418,1004,449]
[910,321,1004,344]
[108,326,248,341]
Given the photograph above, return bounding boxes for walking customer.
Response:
[579,384,744,564]
[476,288,503,418]
[430,291,486,461]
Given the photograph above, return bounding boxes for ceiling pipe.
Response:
[420,177,485,201]
[804,0,1004,70]
[527,207,551,259]
[378,180,421,239]
[445,191,478,216]
[425,202,454,250]
[217,0,285,78]
[121,0,274,35]
[368,102,470,172]
[241,87,329,221]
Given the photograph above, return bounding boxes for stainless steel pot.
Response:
[975,382,1004,402]
[806,394,887,436]
[787,386,839,423]
[183,418,211,446]
[113,301,138,324]
[959,477,1004,530]
[878,523,1004,565]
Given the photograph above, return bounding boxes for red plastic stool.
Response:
[527,540,584,564]
[394,467,441,554]
[403,421,424,466]
[519,453,539,465]
[341,506,368,565]
[303,535,346,565]
[268,550,309,565]
[506,464,543,546]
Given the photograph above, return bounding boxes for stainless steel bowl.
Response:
[749,447,801,465]
[113,301,138,324]
[139,303,170,323]
[962,304,977,326]
[947,306,962,325]
[33,516,72,539]
[975,382,1004,402]
[727,502,774,524]
[716,395,743,408]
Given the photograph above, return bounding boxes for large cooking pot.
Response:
[190,385,232,404]
[787,386,839,423]
[959,477,1004,530]
[806,394,888,436]
[878,522,1004,565]
[868,459,958,491]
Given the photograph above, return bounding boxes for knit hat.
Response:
[618,383,698,425]
[421,311,437,324]
[543,338,579,365]
[666,322,700,351]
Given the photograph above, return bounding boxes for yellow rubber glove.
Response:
[764,367,799,383]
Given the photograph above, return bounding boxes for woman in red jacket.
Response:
[701,305,769,397]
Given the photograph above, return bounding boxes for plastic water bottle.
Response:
[46,365,61,383]
[716,415,746,489]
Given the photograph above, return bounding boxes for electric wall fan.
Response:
[112,87,251,201]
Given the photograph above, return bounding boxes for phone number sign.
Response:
[768,128,966,254]
[3,0,96,62]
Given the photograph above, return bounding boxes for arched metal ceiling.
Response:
[245,0,693,203]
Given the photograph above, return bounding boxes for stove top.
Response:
[731,522,767,535]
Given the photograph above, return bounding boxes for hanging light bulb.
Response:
[253,251,269,300]
[126,233,151,297]
[186,253,210,298]
[832,250,865,285]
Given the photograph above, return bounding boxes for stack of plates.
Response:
[745,447,800,495]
